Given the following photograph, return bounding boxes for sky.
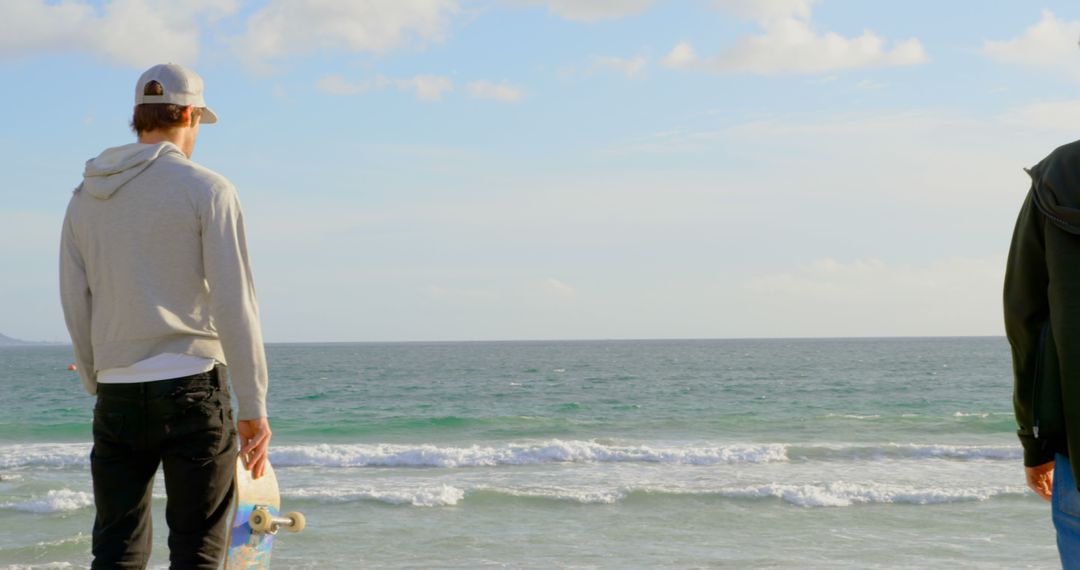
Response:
[3,0,1080,342]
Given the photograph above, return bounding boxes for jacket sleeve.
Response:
[1004,190,1053,467]
[59,196,96,392]
[201,181,268,420]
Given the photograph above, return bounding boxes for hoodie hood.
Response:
[1027,140,1080,235]
[80,142,185,200]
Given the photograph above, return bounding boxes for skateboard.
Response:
[224,455,305,569]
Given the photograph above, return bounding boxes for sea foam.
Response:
[0,443,90,469]
[882,443,1020,460]
[791,443,1021,461]
[518,483,1029,507]
[0,440,1020,472]
[269,440,789,468]
[724,481,1027,508]
[279,482,1028,508]
[289,484,466,507]
[1,489,93,513]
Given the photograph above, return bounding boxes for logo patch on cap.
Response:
[143,81,164,97]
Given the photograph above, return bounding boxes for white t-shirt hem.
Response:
[98,353,216,384]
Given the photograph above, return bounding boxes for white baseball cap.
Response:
[134,63,219,124]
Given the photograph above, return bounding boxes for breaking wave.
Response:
[269,440,789,468]
[1,489,93,514]
[0,441,1021,471]
[281,482,1028,508]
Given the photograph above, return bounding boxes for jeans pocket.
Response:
[166,389,234,462]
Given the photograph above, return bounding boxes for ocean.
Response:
[0,338,1060,568]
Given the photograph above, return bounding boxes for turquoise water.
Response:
[0,338,1060,568]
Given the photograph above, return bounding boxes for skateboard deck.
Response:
[224,456,304,569]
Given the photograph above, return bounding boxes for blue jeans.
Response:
[1055,453,1080,569]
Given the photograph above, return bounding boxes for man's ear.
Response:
[181,105,194,127]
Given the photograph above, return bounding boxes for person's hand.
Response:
[1026,461,1055,501]
[238,417,272,479]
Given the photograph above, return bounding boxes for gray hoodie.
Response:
[60,142,267,419]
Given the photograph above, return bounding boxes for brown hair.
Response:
[130,81,202,134]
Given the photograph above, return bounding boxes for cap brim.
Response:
[201,106,218,124]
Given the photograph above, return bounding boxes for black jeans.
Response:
[91,366,237,569]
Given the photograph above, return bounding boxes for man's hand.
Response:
[1026,461,1055,501]
[238,417,272,479]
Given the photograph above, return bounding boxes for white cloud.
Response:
[713,0,814,21]
[662,42,698,69]
[235,0,458,65]
[670,1,926,75]
[392,74,454,101]
[984,10,1080,74]
[467,80,525,102]
[0,0,237,67]
[512,0,653,21]
[1,1,460,71]
[717,21,925,75]
[592,55,648,78]
[316,74,453,101]
[318,75,525,103]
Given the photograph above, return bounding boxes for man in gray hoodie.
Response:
[60,63,270,569]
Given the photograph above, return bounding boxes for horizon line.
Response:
[5,334,1009,347]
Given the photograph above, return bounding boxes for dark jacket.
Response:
[1005,139,1080,484]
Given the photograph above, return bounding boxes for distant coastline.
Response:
[0,333,66,346]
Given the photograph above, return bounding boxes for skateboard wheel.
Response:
[285,511,306,533]
[249,508,274,533]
